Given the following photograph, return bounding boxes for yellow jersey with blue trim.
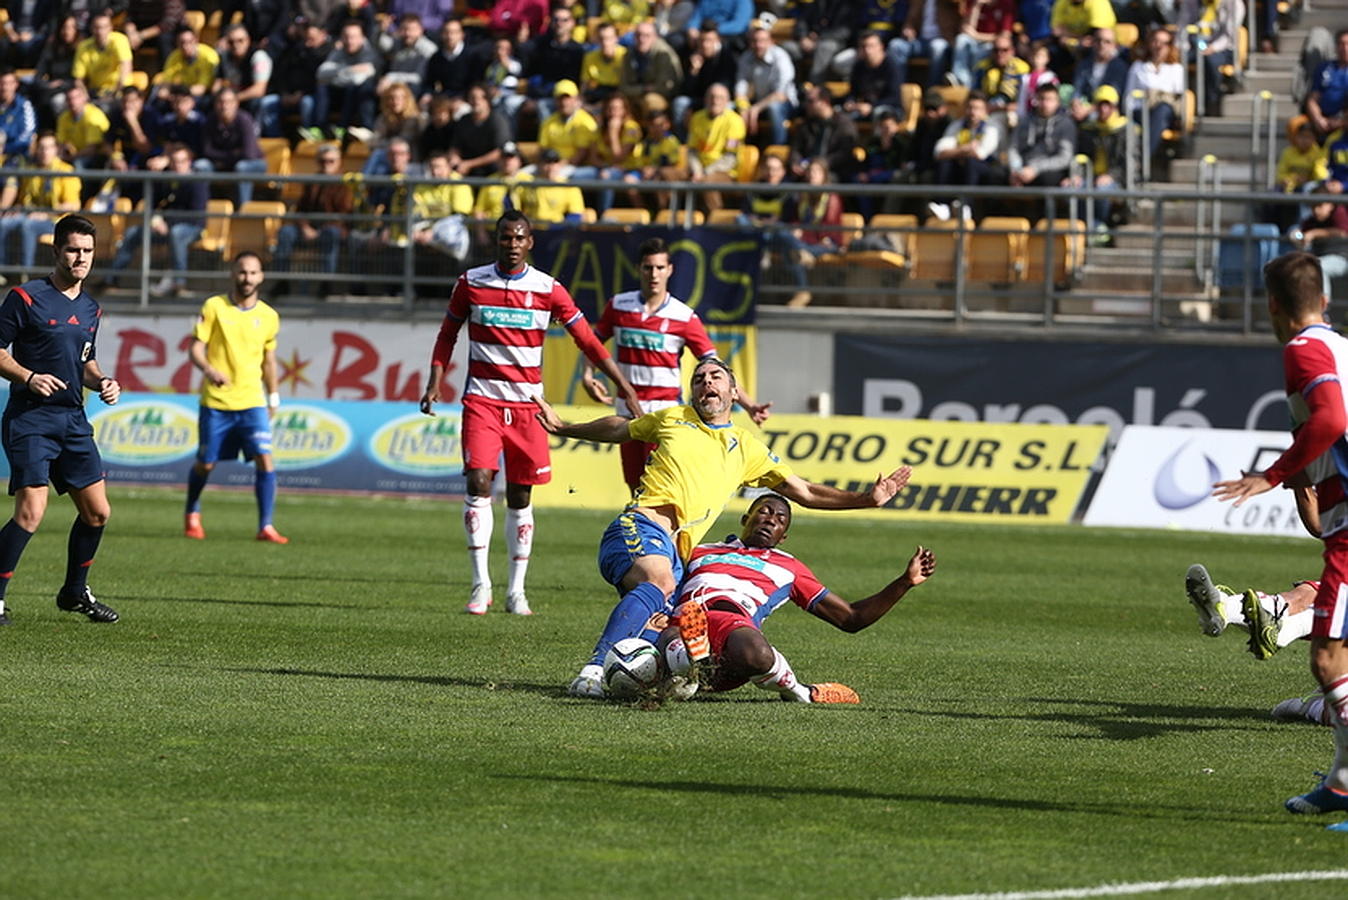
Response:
[192,293,279,411]
[628,405,792,560]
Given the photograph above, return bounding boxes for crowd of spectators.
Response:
[0,1,1339,296]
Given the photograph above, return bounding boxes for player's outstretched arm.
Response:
[1212,472,1275,507]
[580,363,615,406]
[810,546,937,633]
[532,395,633,442]
[776,466,911,510]
[735,387,772,424]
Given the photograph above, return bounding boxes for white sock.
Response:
[1323,675,1348,792]
[464,495,493,589]
[505,505,533,596]
[751,648,811,702]
[1219,589,1247,626]
[1307,696,1328,725]
[1277,606,1316,647]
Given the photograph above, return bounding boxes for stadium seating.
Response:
[909,219,964,281]
[1025,218,1087,286]
[232,201,285,257]
[868,213,919,257]
[968,217,1030,282]
[193,198,234,260]
[934,85,969,119]
[736,144,760,183]
[897,83,922,133]
[653,209,704,226]
[707,208,741,226]
[599,208,652,225]
[82,196,132,252]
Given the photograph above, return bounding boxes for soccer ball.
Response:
[602,638,662,698]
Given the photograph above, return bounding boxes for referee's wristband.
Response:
[267,392,281,409]
[24,371,34,386]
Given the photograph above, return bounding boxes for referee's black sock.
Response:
[0,518,34,602]
[63,518,105,595]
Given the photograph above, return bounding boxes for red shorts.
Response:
[620,440,657,492]
[706,606,760,692]
[461,397,552,485]
[1314,534,1348,639]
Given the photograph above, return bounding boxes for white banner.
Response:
[99,314,469,403]
[1084,425,1311,537]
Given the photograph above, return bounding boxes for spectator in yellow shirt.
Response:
[539,79,599,175]
[0,132,81,270]
[155,24,220,107]
[472,143,535,222]
[56,82,110,169]
[1278,117,1331,192]
[72,11,133,104]
[581,22,627,105]
[524,148,585,224]
[1050,0,1115,71]
[686,83,745,211]
[411,153,474,259]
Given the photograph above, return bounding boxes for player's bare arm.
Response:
[1293,483,1322,538]
[580,363,614,405]
[0,346,66,397]
[1212,472,1276,506]
[532,395,632,442]
[735,387,772,424]
[811,546,937,632]
[190,338,228,388]
[775,466,911,509]
[262,347,280,416]
[82,361,120,405]
[420,362,445,415]
[591,355,643,418]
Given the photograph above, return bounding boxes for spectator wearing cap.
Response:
[842,32,902,123]
[1074,84,1135,234]
[423,19,476,114]
[973,36,1029,117]
[260,18,331,139]
[619,20,683,112]
[273,143,354,288]
[155,24,219,110]
[949,0,1014,87]
[780,0,856,87]
[734,25,795,146]
[674,24,736,132]
[449,83,510,177]
[197,87,268,207]
[316,19,384,136]
[378,12,437,98]
[687,82,744,211]
[1008,82,1075,197]
[538,79,598,176]
[1070,27,1128,124]
[214,24,273,119]
[888,0,960,87]
[520,6,583,125]
[1307,29,1348,140]
[471,141,535,224]
[789,85,859,181]
[526,147,585,224]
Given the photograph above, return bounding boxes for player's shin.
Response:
[505,505,533,595]
[185,465,209,513]
[464,495,493,589]
[0,518,35,613]
[1324,675,1348,791]
[588,581,668,666]
[751,648,811,702]
[255,470,278,530]
[63,518,104,595]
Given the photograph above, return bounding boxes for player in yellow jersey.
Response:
[534,357,911,697]
[183,252,287,543]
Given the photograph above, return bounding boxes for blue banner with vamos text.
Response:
[11,393,469,495]
[529,226,761,324]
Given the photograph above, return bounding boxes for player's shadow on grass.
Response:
[223,666,569,697]
[890,697,1279,741]
[499,774,1228,821]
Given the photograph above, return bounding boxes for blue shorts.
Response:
[2,404,104,495]
[197,405,273,463]
[597,510,684,590]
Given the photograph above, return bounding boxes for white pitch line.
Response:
[890,870,1348,900]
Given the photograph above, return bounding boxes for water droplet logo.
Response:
[1153,441,1222,510]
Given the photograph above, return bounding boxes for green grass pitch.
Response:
[4,488,1348,898]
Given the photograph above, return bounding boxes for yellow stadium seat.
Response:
[516,141,540,164]
[868,213,919,256]
[764,144,790,162]
[259,137,291,176]
[193,198,234,258]
[770,17,795,41]
[934,85,969,119]
[910,219,963,281]
[707,208,741,226]
[183,9,205,34]
[1025,218,1086,286]
[83,196,132,254]
[128,70,149,91]
[838,212,865,247]
[233,200,286,257]
[599,207,652,225]
[1113,23,1139,49]
[898,83,921,133]
[654,209,705,226]
[824,81,849,100]
[968,216,1030,282]
[736,144,759,183]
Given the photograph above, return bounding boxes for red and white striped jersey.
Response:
[1277,323,1348,538]
[678,537,828,630]
[594,291,716,410]
[431,263,609,405]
